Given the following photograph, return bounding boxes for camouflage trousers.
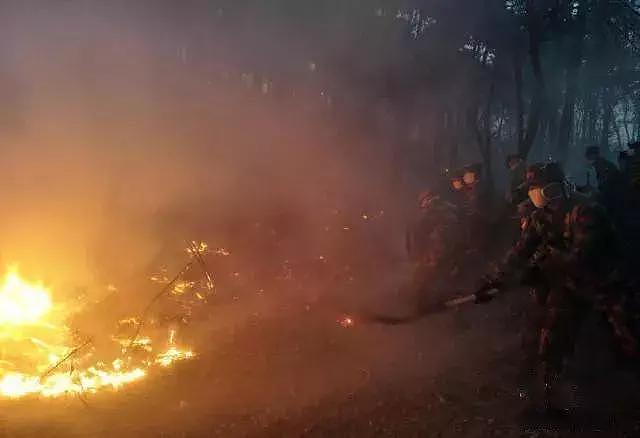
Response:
[519,285,638,390]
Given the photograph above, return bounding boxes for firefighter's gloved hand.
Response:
[474,276,503,304]
[474,288,494,304]
[486,273,505,289]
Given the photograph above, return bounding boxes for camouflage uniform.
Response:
[513,164,546,233]
[590,147,640,269]
[619,150,633,183]
[505,154,528,208]
[586,147,626,221]
[489,163,638,408]
[631,154,640,189]
[451,164,497,254]
[407,194,461,290]
[592,156,623,193]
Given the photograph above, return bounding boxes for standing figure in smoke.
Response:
[585,145,625,217]
[628,142,640,189]
[588,144,640,264]
[618,148,635,183]
[450,163,496,254]
[505,153,528,208]
[406,190,461,294]
[475,162,638,414]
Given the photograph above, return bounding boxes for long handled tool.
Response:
[361,288,500,326]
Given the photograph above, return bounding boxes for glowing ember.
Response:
[186,241,209,256]
[0,268,196,399]
[215,248,231,256]
[155,347,195,367]
[339,316,355,328]
[172,281,195,296]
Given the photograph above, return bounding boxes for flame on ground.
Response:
[0,268,195,399]
[0,368,147,398]
[0,269,51,326]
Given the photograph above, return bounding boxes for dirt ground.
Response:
[2,278,640,438]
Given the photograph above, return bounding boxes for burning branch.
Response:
[127,260,195,350]
[40,338,93,380]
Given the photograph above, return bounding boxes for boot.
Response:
[542,369,571,418]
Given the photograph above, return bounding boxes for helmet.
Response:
[525,162,566,208]
[462,163,482,186]
[505,153,524,169]
[525,162,565,188]
[585,145,600,161]
[449,168,465,191]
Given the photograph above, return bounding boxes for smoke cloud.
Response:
[0,1,403,298]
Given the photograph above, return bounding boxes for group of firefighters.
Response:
[406,144,640,415]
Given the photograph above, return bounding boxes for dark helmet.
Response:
[524,163,542,186]
[525,162,567,208]
[505,153,524,168]
[585,145,600,160]
[525,162,565,188]
[463,163,483,176]
[619,150,632,161]
[462,163,482,186]
[449,168,465,190]
[449,167,463,180]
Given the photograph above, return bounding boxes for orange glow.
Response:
[339,315,355,328]
[0,268,195,399]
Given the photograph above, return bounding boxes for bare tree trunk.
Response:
[519,0,545,159]
[433,110,446,169]
[514,51,525,151]
[496,106,506,142]
[555,4,584,162]
[556,72,578,161]
[600,93,614,150]
[585,95,597,144]
[519,84,543,159]
[623,100,632,142]
[446,110,459,170]
[634,100,640,140]
[580,96,591,145]
[484,81,496,192]
[542,119,553,158]
[547,110,558,153]
[613,116,623,150]
[469,79,496,193]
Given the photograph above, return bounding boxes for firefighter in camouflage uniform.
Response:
[407,190,461,295]
[477,162,638,413]
[450,163,497,254]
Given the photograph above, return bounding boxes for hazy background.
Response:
[0,1,406,300]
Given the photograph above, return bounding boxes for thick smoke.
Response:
[0,1,404,303]
[0,5,511,435]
